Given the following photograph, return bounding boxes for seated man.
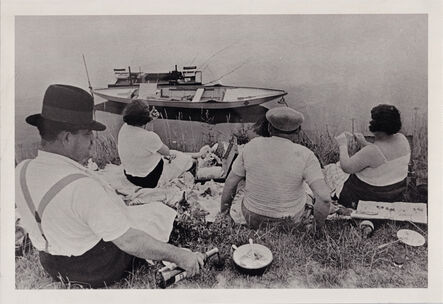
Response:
[219,107,331,230]
[15,84,204,288]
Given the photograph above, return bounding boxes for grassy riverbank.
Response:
[14,119,428,289]
[16,219,428,289]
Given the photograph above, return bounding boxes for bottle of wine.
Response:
[156,247,220,288]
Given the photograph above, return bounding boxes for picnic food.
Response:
[232,243,273,275]
[238,250,266,268]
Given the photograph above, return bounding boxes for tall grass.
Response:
[15,116,428,188]
[90,129,120,169]
[409,113,427,183]
[15,129,120,169]
[15,142,40,164]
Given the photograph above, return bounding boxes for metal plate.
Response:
[232,243,273,270]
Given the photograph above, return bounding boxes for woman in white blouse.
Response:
[117,100,193,188]
[335,104,411,209]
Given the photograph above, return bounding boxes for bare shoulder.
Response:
[395,132,407,141]
[359,144,381,157]
[395,133,411,151]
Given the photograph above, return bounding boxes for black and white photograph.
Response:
[1,1,442,303]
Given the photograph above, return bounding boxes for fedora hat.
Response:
[26,84,106,131]
[266,107,304,132]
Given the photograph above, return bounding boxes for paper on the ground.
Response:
[351,201,427,224]
[190,180,246,224]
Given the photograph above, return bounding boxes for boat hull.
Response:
[94,99,286,124]
[93,84,287,123]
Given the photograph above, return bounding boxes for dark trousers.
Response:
[39,240,142,288]
[241,197,313,230]
[124,159,164,188]
[241,202,284,229]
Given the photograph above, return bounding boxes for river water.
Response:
[15,15,427,148]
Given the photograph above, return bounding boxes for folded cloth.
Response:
[93,163,139,194]
[126,202,177,242]
[196,166,224,181]
[323,162,350,197]
[158,150,194,187]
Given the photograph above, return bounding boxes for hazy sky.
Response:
[15,15,427,142]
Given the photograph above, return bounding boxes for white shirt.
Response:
[15,151,131,256]
[118,123,163,177]
[231,136,324,220]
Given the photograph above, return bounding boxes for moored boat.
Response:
[93,65,288,123]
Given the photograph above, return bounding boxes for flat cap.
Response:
[265,107,304,132]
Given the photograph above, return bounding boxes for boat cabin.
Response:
[110,65,202,87]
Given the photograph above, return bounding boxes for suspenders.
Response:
[19,160,88,252]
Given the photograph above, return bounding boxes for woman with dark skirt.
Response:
[117,100,193,188]
[334,104,411,236]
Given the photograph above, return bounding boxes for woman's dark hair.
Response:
[369,104,402,135]
[252,115,271,137]
[122,100,152,126]
[36,119,81,142]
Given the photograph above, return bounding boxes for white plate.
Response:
[397,229,426,247]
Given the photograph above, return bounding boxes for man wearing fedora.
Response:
[220,107,331,230]
[15,84,204,288]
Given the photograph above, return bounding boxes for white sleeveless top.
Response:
[356,144,410,186]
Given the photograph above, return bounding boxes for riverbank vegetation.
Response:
[15,120,428,289]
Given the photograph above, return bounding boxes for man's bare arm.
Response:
[309,179,332,228]
[220,172,244,214]
[113,228,204,277]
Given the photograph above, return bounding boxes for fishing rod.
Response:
[82,54,94,97]
[199,40,240,71]
[82,54,102,116]
[204,60,249,85]
[189,53,199,65]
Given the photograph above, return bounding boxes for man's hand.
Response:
[214,210,234,225]
[174,249,205,277]
[113,229,205,277]
[305,220,326,238]
[305,221,316,235]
